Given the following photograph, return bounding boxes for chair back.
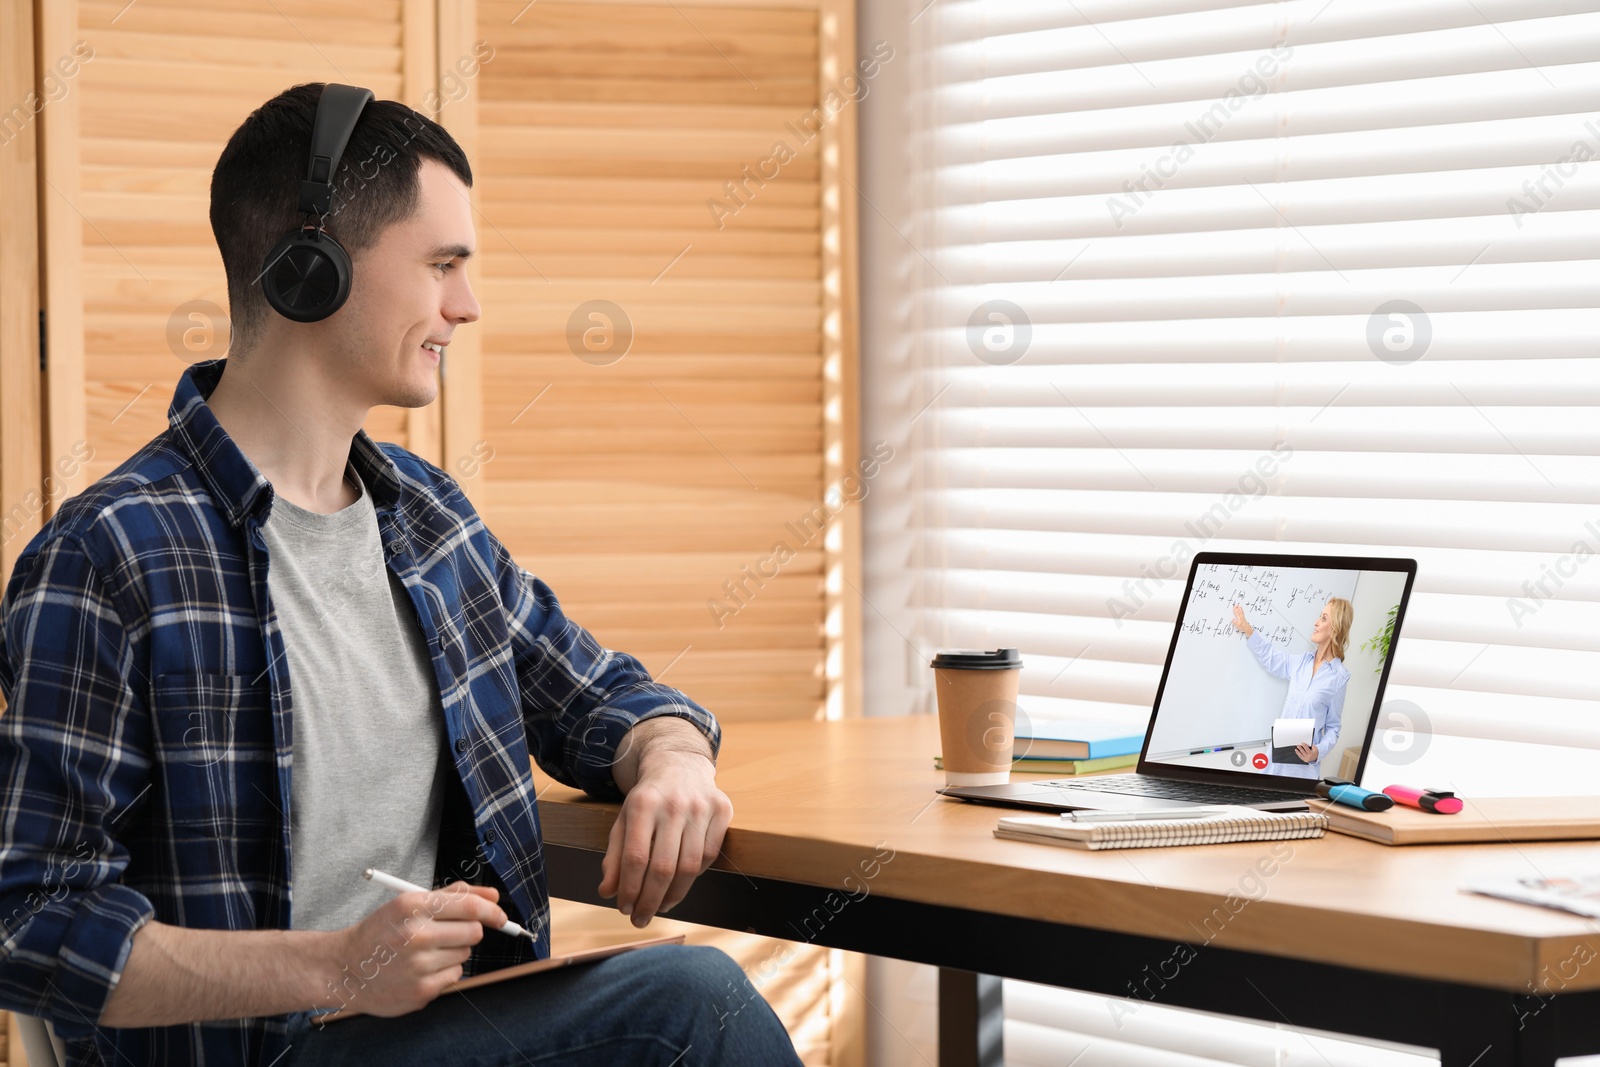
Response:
[14,1013,66,1067]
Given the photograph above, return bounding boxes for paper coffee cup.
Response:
[931,648,1023,786]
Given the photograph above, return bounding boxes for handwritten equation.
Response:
[1184,565,1334,648]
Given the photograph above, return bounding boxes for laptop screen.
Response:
[1140,553,1415,785]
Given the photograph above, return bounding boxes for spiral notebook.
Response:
[994,806,1327,850]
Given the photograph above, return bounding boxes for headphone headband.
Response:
[297,83,373,216]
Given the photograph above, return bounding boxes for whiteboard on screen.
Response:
[1145,563,1358,757]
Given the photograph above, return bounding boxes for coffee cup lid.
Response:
[930,648,1022,671]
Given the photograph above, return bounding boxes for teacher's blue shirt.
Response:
[1245,630,1348,779]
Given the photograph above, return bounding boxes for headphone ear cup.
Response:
[260,228,353,323]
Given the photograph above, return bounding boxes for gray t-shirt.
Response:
[262,460,447,932]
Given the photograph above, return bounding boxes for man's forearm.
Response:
[613,716,715,793]
[99,918,342,1028]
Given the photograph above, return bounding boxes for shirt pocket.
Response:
[150,672,280,836]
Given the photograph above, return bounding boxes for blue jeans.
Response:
[281,944,804,1067]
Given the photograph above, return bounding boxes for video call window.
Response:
[1143,562,1411,782]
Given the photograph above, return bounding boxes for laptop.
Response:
[938,551,1417,814]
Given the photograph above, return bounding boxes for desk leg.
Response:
[939,969,1003,1067]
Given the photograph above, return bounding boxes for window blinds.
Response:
[911,0,1600,765]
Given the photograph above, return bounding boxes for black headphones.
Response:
[259,83,375,323]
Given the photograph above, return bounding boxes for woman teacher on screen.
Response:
[1229,599,1353,779]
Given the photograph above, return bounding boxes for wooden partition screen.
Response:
[449,0,861,726]
[444,1,864,1061]
[1,0,43,589]
[11,0,862,1062]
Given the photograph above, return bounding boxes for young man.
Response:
[0,83,803,1066]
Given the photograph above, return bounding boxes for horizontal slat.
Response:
[82,0,399,19]
[929,492,1597,552]
[80,32,402,75]
[474,201,821,231]
[935,211,1597,282]
[479,172,821,204]
[479,126,822,165]
[481,0,818,36]
[915,311,1599,364]
[919,530,1600,602]
[480,278,820,306]
[933,448,1599,503]
[477,222,820,255]
[486,400,820,427]
[81,59,398,100]
[918,268,1600,319]
[479,101,821,131]
[934,8,1600,116]
[482,302,820,332]
[927,408,1596,454]
[932,171,1600,243]
[936,113,1600,200]
[931,357,1600,402]
[80,7,398,48]
[480,77,818,107]
[482,427,819,454]
[518,550,825,584]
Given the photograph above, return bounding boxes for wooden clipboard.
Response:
[313,933,687,1024]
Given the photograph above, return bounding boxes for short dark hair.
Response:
[208,82,473,354]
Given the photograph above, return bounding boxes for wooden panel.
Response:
[402,0,440,464]
[475,0,842,726]
[467,3,863,1053]
[437,0,485,494]
[1,0,43,585]
[42,0,444,497]
[818,0,861,732]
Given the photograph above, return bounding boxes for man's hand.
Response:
[99,881,508,1028]
[325,881,507,1020]
[598,718,732,928]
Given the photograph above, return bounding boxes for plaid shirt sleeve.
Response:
[484,528,721,801]
[0,532,157,1040]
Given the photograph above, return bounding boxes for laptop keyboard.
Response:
[1046,773,1304,805]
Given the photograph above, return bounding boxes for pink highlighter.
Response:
[1383,785,1464,814]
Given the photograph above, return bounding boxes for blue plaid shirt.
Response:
[0,358,721,1066]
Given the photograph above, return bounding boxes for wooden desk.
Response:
[530,715,1600,1067]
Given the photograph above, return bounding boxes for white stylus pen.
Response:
[363,867,538,942]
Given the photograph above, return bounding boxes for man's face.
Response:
[330,158,480,409]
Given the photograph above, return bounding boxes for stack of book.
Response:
[936,717,1144,776]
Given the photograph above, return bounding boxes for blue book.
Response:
[1014,718,1145,761]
